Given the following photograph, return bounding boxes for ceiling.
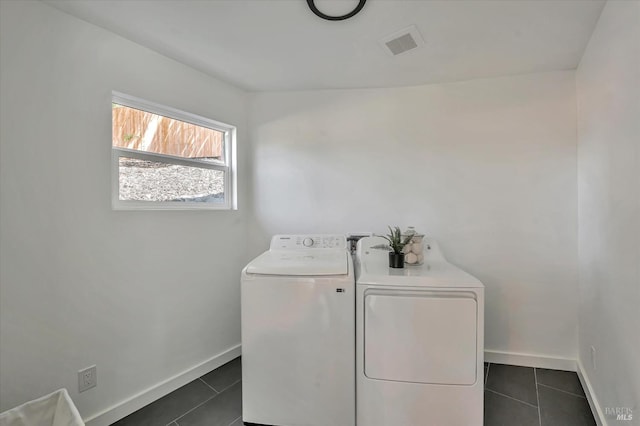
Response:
[45,0,605,92]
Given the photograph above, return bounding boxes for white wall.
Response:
[4,0,621,422]
[0,0,247,422]
[249,72,579,361]
[576,0,640,420]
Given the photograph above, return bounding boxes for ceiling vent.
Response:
[380,25,424,57]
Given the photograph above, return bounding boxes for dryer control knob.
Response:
[303,238,314,247]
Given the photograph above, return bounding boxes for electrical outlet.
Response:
[591,346,597,371]
[78,365,97,393]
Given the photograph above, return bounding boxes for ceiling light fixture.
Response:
[306,0,367,21]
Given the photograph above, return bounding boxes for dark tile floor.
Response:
[112,358,596,426]
[111,358,242,426]
[484,362,596,426]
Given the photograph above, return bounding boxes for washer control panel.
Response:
[270,234,347,250]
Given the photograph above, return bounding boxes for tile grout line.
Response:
[164,378,220,426]
[199,377,221,394]
[168,391,222,425]
[537,382,588,399]
[485,388,539,409]
[226,416,242,426]
[170,380,242,425]
[485,363,490,385]
[214,378,242,394]
[534,368,542,426]
[167,377,220,426]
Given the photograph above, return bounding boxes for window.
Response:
[111,91,236,210]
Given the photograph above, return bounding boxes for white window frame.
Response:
[111,91,237,210]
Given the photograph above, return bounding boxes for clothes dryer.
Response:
[355,236,484,426]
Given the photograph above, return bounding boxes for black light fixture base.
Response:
[306,0,367,21]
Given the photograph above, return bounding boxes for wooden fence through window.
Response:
[112,105,223,159]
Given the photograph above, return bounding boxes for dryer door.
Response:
[364,289,477,385]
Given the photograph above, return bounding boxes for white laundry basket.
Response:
[0,389,84,426]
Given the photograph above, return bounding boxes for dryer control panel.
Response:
[270,234,347,250]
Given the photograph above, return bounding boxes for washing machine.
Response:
[241,234,355,426]
[355,236,484,426]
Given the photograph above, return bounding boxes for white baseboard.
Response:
[577,359,607,426]
[85,344,241,426]
[484,350,577,371]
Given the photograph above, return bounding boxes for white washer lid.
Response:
[246,250,349,276]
